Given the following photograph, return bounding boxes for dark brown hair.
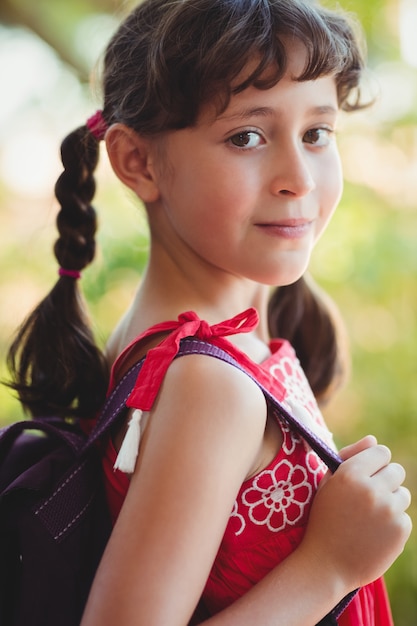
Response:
[102,0,365,133]
[7,0,367,417]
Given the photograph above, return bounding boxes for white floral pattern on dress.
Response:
[229,500,246,537]
[229,342,332,537]
[270,355,335,449]
[270,356,323,425]
[276,415,299,456]
[240,460,312,533]
[306,449,328,489]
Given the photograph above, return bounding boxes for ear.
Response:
[105,124,160,203]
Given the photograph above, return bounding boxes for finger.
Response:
[338,435,377,461]
[393,486,412,512]
[399,507,413,544]
[372,462,406,491]
[402,511,413,541]
[341,444,392,476]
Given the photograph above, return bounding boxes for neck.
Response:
[106,238,275,361]
[141,251,271,331]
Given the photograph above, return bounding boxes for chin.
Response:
[261,265,309,288]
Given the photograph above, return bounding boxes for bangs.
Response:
[103,0,366,134]
[202,1,365,114]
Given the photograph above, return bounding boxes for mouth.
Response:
[255,219,314,239]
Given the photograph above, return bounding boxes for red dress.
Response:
[102,309,393,625]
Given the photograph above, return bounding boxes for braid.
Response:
[7,0,367,416]
[54,128,98,271]
[268,276,349,405]
[7,127,108,419]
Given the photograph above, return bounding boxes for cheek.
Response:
[319,152,343,222]
[311,156,343,245]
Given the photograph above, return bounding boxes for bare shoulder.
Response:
[131,350,269,499]
[83,353,269,624]
[157,350,268,444]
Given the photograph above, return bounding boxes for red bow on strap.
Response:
[124,308,260,411]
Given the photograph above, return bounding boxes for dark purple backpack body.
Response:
[0,421,112,625]
[0,350,139,626]
[0,339,352,626]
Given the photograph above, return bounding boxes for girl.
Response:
[8,0,411,624]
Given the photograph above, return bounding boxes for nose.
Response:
[270,145,316,198]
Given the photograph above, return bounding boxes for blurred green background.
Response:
[0,0,416,623]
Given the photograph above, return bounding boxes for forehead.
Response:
[200,47,338,125]
[202,38,336,122]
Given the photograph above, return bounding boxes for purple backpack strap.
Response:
[0,419,83,455]
[85,337,357,622]
[89,337,340,471]
[177,339,342,471]
[174,339,357,620]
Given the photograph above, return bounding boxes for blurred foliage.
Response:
[0,0,416,624]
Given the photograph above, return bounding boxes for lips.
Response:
[255,219,314,239]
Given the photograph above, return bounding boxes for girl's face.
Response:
[147,41,343,288]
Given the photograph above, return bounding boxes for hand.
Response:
[301,435,412,592]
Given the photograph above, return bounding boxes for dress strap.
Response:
[110,308,267,412]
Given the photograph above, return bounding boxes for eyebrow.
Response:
[217,107,274,122]
[217,104,338,122]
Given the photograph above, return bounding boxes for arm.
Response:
[203,436,412,626]
[81,353,269,625]
[81,356,411,626]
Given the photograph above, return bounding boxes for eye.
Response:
[228,131,263,149]
[303,128,334,147]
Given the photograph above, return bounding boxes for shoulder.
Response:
[88,349,269,624]
[142,350,268,478]
[162,350,267,426]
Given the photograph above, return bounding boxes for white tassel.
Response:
[114,409,144,474]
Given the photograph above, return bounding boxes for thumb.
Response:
[318,435,379,489]
[338,435,378,462]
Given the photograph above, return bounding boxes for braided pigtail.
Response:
[268,276,350,405]
[7,125,109,419]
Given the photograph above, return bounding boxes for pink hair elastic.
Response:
[86,110,108,141]
[59,268,81,279]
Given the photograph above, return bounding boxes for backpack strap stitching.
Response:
[34,459,89,514]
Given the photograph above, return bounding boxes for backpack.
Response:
[0,338,356,626]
